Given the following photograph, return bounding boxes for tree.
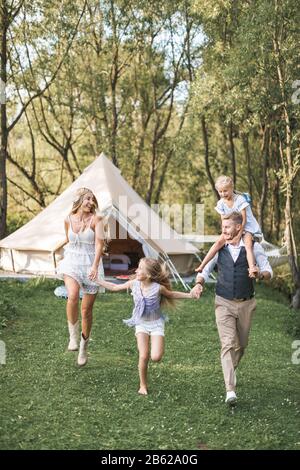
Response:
[191,0,300,306]
[0,0,87,235]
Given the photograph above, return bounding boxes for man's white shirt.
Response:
[196,239,273,283]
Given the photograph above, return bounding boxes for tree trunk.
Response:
[132,112,152,189]
[109,0,119,168]
[201,116,219,200]
[154,98,189,203]
[146,119,160,205]
[228,120,236,186]
[273,0,300,307]
[241,133,253,201]
[285,195,300,308]
[0,2,8,237]
[257,125,269,233]
[154,150,172,204]
[274,134,282,241]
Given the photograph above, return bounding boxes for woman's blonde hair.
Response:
[139,257,175,308]
[215,175,234,189]
[70,187,110,255]
[70,187,98,214]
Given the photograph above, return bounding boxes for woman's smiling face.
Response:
[80,192,95,212]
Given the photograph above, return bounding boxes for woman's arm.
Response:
[64,218,70,244]
[160,285,195,299]
[90,216,104,280]
[96,279,132,292]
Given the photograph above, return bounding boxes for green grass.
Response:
[0,279,299,450]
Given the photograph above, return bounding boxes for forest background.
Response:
[1,0,300,305]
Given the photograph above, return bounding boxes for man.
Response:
[191,212,273,405]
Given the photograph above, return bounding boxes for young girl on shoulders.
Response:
[94,257,199,395]
[195,175,263,277]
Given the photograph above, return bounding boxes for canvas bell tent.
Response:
[0,154,198,283]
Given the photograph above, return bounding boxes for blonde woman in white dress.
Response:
[58,188,105,366]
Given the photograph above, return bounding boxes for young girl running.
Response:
[94,257,199,395]
[195,175,263,277]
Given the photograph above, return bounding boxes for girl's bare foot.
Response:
[138,386,148,395]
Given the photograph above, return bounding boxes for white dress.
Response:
[57,216,105,294]
[215,194,262,237]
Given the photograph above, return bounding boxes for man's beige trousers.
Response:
[215,295,257,391]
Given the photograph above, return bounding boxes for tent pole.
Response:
[113,207,190,290]
[158,253,177,283]
[161,252,190,291]
[10,250,16,273]
[194,253,216,281]
[52,252,57,270]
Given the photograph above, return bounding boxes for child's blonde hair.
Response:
[215,175,234,189]
[139,257,175,308]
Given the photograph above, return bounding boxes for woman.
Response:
[57,187,105,366]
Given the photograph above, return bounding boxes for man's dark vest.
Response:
[215,246,255,300]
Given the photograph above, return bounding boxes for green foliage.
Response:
[3,0,300,296]
[6,213,30,235]
[270,265,294,299]
[190,0,300,295]
[7,0,204,214]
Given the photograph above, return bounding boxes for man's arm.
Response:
[196,253,219,284]
[191,253,218,298]
[252,243,273,280]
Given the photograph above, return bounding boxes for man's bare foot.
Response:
[138,386,148,395]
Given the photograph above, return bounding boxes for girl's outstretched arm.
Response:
[160,285,198,299]
[95,278,132,292]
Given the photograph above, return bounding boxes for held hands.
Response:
[248,265,260,279]
[190,283,203,299]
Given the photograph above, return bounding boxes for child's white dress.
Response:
[215,194,262,238]
[57,216,104,294]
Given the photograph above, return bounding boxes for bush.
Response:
[270,265,293,300]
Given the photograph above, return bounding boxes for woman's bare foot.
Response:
[138,386,148,395]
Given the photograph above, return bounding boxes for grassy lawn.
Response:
[0,279,299,450]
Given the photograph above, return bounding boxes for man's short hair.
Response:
[223,211,243,225]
